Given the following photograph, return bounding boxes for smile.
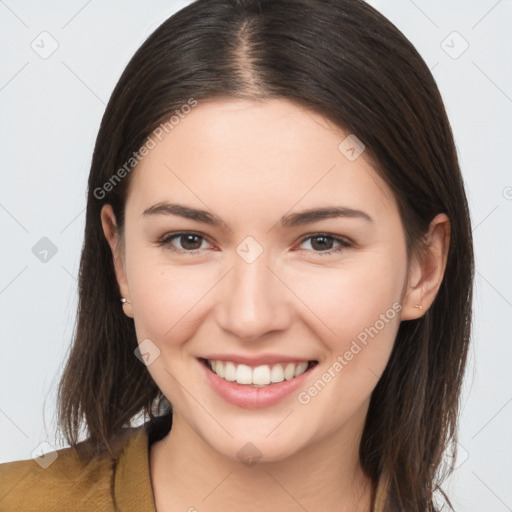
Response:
[198,357,318,408]
[202,358,316,387]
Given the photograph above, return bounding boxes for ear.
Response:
[100,204,134,318]
[400,213,451,320]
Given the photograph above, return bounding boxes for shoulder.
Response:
[0,426,146,512]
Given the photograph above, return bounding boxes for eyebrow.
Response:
[280,206,374,226]
[141,202,374,227]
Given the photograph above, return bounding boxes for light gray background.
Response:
[1,1,511,510]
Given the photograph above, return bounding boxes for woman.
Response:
[0,0,474,510]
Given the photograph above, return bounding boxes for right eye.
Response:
[155,232,213,254]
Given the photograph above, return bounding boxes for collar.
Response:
[114,412,172,511]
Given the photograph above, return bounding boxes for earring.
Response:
[414,304,423,310]
[119,297,134,319]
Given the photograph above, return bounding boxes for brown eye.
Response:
[178,234,203,250]
[156,232,210,254]
[298,234,352,255]
[310,235,334,251]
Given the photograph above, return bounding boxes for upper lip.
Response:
[199,354,317,367]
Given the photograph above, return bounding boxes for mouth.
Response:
[199,357,319,388]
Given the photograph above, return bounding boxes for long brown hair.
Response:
[56,1,474,510]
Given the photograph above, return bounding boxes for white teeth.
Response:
[215,361,225,379]
[270,364,285,383]
[294,361,308,377]
[252,365,271,385]
[224,361,236,381]
[284,363,295,381]
[206,359,311,386]
[236,364,253,384]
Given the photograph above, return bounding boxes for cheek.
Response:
[292,260,403,423]
[127,255,215,343]
[284,250,405,368]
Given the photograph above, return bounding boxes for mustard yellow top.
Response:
[0,413,390,511]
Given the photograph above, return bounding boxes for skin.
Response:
[101,98,450,511]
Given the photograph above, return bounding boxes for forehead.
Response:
[127,98,397,223]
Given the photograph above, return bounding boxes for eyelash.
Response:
[155,231,353,256]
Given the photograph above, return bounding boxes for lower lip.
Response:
[199,358,316,409]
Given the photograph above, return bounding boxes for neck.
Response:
[149,409,375,512]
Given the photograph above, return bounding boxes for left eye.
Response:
[297,234,352,254]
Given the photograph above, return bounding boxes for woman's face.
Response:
[103,98,415,463]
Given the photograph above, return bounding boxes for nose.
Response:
[215,249,292,342]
